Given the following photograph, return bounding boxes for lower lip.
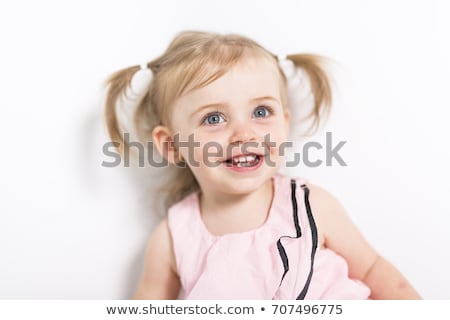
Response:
[222,156,264,173]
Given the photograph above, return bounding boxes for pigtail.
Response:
[287,54,333,135]
[104,64,152,155]
[103,60,198,212]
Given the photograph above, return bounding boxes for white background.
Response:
[0,0,449,299]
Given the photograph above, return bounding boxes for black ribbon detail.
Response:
[275,179,318,300]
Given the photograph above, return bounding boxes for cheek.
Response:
[194,130,226,149]
[268,132,290,158]
[177,131,226,165]
[197,141,227,165]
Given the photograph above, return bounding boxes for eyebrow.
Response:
[189,96,280,118]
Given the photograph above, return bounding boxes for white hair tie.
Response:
[277,55,301,88]
[277,54,312,137]
[127,63,153,99]
[117,63,153,140]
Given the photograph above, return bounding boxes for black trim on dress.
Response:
[276,179,303,285]
[296,184,318,299]
[275,179,318,300]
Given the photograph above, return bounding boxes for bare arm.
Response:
[309,184,421,299]
[133,218,180,299]
[361,255,421,299]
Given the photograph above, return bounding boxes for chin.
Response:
[219,169,277,194]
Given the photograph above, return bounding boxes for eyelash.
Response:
[201,105,275,125]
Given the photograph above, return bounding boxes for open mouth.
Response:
[223,154,262,168]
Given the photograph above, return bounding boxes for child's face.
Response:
[159,56,290,196]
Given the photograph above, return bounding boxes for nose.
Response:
[229,123,257,145]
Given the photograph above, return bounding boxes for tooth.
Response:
[238,156,246,163]
[246,155,255,162]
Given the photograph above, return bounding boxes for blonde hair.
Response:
[104,30,332,211]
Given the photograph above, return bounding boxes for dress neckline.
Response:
[192,174,281,240]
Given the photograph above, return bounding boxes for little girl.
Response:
[104,31,421,299]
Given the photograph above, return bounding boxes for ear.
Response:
[152,125,183,165]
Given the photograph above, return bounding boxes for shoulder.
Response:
[133,218,180,299]
[305,182,354,243]
[307,184,344,220]
[151,218,171,243]
[301,183,337,249]
[146,218,177,274]
[305,182,379,280]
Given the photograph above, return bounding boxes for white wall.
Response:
[1,0,449,299]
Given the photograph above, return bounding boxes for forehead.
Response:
[176,56,282,110]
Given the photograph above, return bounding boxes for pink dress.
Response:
[167,173,370,299]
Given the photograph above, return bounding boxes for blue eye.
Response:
[203,112,225,125]
[253,106,272,118]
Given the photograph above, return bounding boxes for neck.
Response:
[198,178,274,235]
